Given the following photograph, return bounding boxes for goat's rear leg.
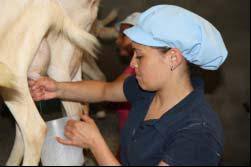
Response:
[5,81,47,166]
[6,38,50,166]
[6,124,24,166]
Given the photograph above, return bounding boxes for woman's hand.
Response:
[58,114,121,166]
[57,114,102,149]
[28,77,58,101]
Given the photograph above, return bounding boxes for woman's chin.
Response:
[136,78,146,90]
[136,78,156,92]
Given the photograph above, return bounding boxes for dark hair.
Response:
[120,24,134,36]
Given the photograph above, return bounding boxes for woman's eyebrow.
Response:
[133,48,143,53]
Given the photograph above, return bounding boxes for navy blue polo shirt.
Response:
[120,76,224,166]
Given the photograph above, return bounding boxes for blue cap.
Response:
[115,12,141,31]
[124,5,228,70]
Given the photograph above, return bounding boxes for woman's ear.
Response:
[168,48,184,71]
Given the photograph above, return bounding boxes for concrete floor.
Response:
[0,0,250,166]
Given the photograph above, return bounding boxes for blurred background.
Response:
[1,0,250,166]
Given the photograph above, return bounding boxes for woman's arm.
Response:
[29,76,127,103]
[91,135,121,166]
[56,79,126,103]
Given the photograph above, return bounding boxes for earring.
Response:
[171,65,174,71]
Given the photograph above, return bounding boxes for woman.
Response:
[30,5,228,166]
[115,12,140,130]
[94,12,140,122]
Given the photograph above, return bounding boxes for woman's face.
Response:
[130,43,171,91]
[116,24,134,57]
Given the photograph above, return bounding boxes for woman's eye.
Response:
[134,50,143,60]
[136,56,142,60]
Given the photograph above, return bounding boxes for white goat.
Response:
[46,0,102,118]
[0,0,99,165]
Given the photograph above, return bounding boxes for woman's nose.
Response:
[130,54,138,69]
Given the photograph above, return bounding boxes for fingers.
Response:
[65,120,82,137]
[58,121,84,148]
[65,120,76,132]
[56,137,75,146]
[30,84,46,100]
[29,86,44,101]
[80,114,94,124]
[29,77,48,90]
[62,119,97,149]
[29,77,56,101]
[31,92,55,101]
[64,120,87,140]
[31,92,44,101]
[28,79,36,87]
